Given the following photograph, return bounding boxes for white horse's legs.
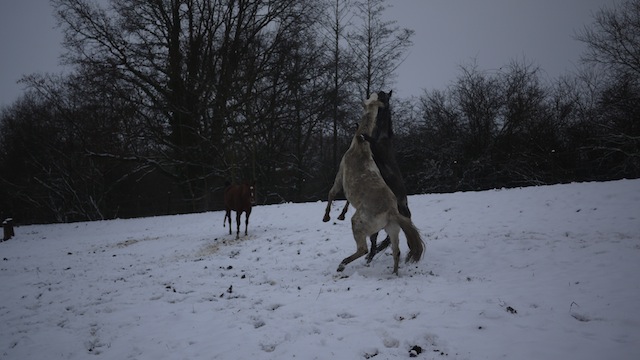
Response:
[338,201,349,220]
[366,232,379,263]
[337,212,369,271]
[323,167,343,222]
[385,222,401,274]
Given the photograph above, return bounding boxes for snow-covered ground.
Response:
[1,179,639,359]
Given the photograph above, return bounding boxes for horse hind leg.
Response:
[384,222,401,275]
[374,198,410,254]
[225,210,232,235]
[235,211,242,239]
[244,209,251,236]
[368,233,401,264]
[366,232,379,264]
[338,234,368,272]
[337,216,369,272]
[374,235,392,257]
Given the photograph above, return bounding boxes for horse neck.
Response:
[356,104,379,138]
[375,106,393,139]
[240,185,250,199]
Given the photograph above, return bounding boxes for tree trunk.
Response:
[2,218,14,241]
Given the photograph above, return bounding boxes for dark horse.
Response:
[223,181,256,239]
[323,93,423,274]
[335,90,412,263]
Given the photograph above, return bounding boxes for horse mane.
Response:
[357,93,384,139]
[373,90,393,139]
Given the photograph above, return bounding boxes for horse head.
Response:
[357,93,385,139]
[244,181,257,205]
[372,90,392,140]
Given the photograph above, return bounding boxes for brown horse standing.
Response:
[223,181,256,239]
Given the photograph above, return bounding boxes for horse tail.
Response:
[396,214,424,263]
[398,196,411,218]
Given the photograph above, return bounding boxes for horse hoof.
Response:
[337,264,345,272]
[323,216,330,222]
[337,215,345,221]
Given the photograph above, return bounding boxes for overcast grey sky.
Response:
[1,1,64,107]
[385,0,613,98]
[0,0,613,106]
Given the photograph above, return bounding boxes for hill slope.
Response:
[1,180,639,359]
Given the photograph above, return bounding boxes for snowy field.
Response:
[1,179,639,359]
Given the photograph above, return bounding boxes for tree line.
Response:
[399,0,639,193]
[0,0,638,224]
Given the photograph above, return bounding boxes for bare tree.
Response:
[575,0,640,79]
[575,0,640,179]
[322,0,359,172]
[0,83,117,222]
[53,0,322,210]
[348,0,413,98]
[453,61,502,157]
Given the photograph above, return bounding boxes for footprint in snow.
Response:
[337,312,356,319]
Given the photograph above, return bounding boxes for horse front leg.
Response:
[324,166,343,222]
[337,201,349,220]
[323,199,333,222]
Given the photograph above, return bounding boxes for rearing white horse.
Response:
[323,93,424,275]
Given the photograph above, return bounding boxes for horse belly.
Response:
[344,174,396,215]
[352,210,389,236]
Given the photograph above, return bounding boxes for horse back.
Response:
[370,138,407,197]
[224,183,255,212]
[342,143,396,212]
